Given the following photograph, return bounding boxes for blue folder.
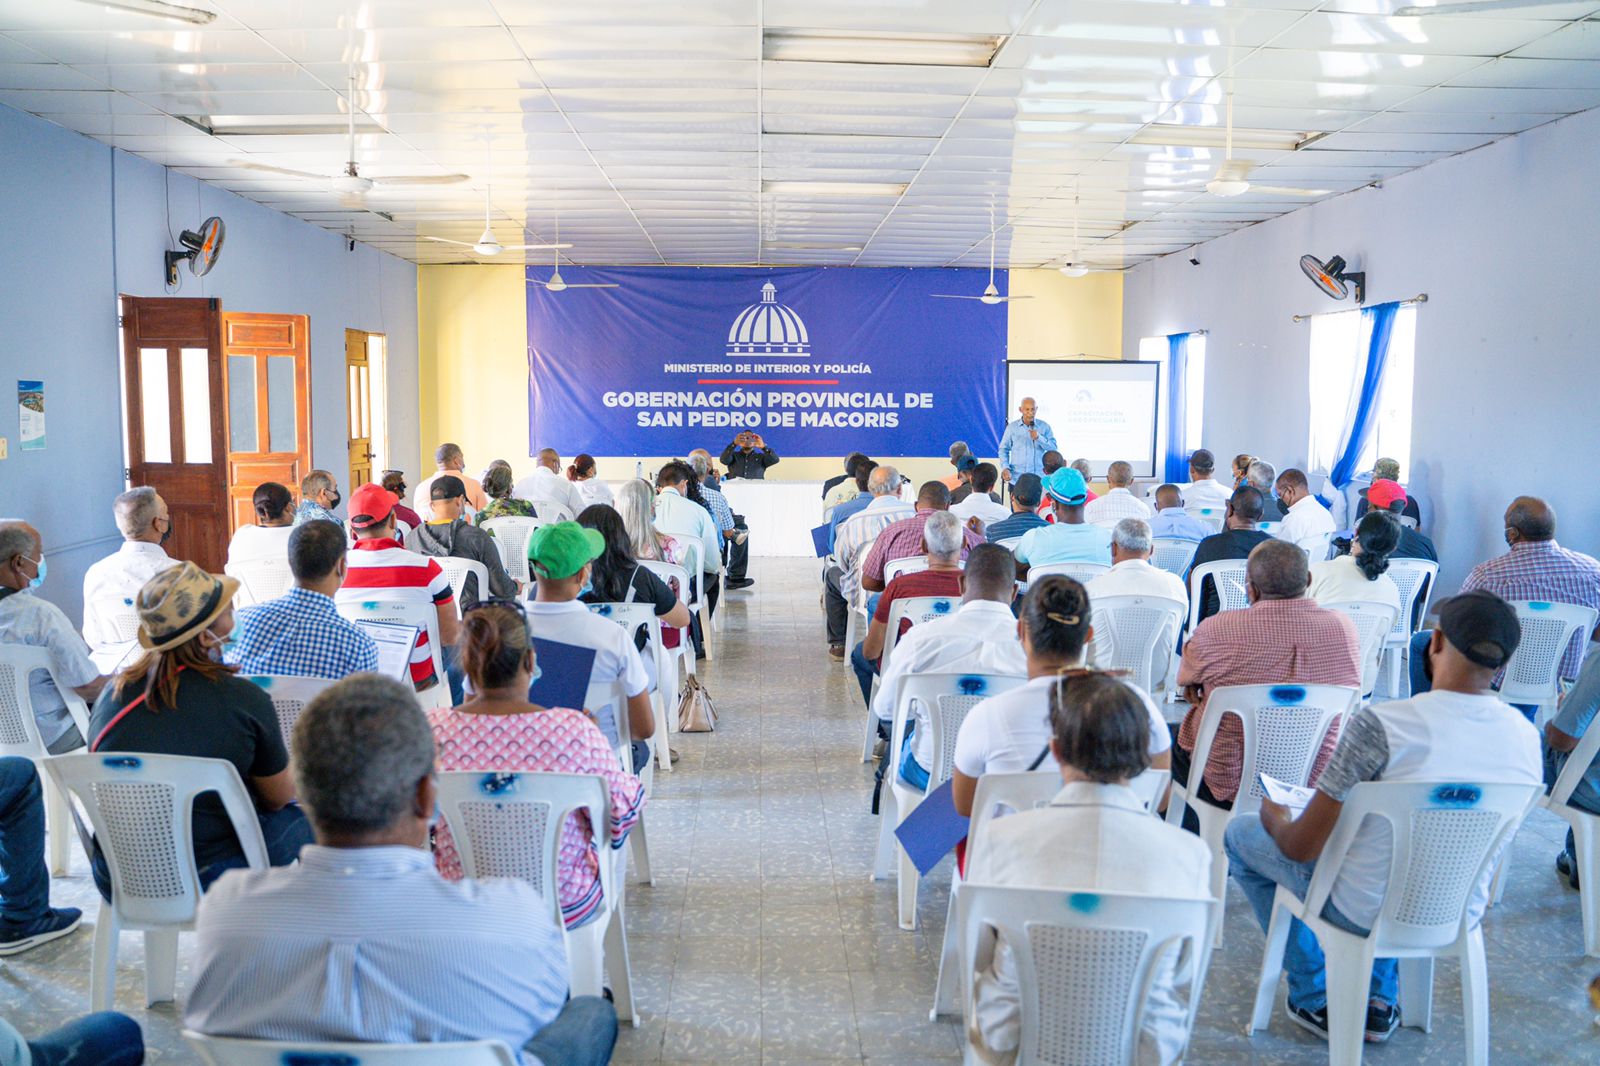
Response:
[894,779,971,876]
[811,522,832,558]
[528,638,606,736]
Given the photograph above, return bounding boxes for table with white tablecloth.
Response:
[720,480,825,557]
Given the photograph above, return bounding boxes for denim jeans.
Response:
[91,803,315,902]
[523,995,618,1066]
[849,641,877,708]
[21,1012,143,1066]
[443,642,465,707]
[1224,814,1398,1011]
[0,756,49,925]
[1411,629,1538,722]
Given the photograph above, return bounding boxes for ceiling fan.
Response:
[932,207,1032,304]
[1205,89,1330,199]
[230,73,467,202]
[422,184,571,258]
[1058,186,1090,277]
[529,218,618,293]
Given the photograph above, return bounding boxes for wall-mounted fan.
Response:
[165,216,225,285]
[1300,253,1365,303]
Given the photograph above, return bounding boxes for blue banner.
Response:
[526,266,1008,458]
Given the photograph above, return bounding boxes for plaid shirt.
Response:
[699,483,735,534]
[1461,540,1600,679]
[225,586,380,680]
[835,497,915,599]
[862,509,986,588]
[1175,597,1362,802]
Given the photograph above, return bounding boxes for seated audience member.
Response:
[1070,458,1100,502]
[1245,459,1276,501]
[408,475,517,608]
[89,562,313,895]
[577,504,692,669]
[1545,651,1600,887]
[1173,540,1362,827]
[689,449,751,590]
[860,482,984,594]
[951,463,1008,528]
[0,755,85,955]
[475,459,539,525]
[413,442,489,515]
[823,452,869,510]
[515,447,587,519]
[950,454,993,506]
[225,520,379,679]
[1086,519,1187,604]
[1184,449,1232,511]
[82,486,178,655]
[1084,460,1153,525]
[826,459,879,549]
[0,520,106,752]
[336,483,459,694]
[851,511,968,707]
[381,470,424,533]
[1354,457,1423,528]
[430,601,645,928]
[952,576,1172,817]
[1309,510,1402,614]
[616,478,688,568]
[969,672,1211,1065]
[654,461,723,654]
[1188,487,1273,623]
[941,441,970,492]
[827,466,913,659]
[1225,590,1538,1043]
[1013,468,1113,574]
[1,1014,142,1065]
[1272,468,1336,555]
[1366,479,1436,561]
[1232,453,1256,489]
[294,470,342,526]
[524,522,656,764]
[568,453,614,509]
[184,674,617,1065]
[719,431,778,479]
[985,473,1048,544]
[1032,452,1070,519]
[1149,484,1213,543]
[227,482,296,567]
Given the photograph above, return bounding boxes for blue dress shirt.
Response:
[998,418,1058,478]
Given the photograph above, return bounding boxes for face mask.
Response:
[159,519,173,546]
[326,491,342,511]
[1422,640,1435,684]
[23,554,45,589]
[1275,496,1290,518]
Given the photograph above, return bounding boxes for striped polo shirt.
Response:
[336,538,454,685]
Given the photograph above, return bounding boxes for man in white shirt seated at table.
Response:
[1084,460,1153,526]
[1086,518,1188,605]
[80,486,177,657]
[949,462,1009,531]
[967,671,1212,1066]
[185,673,618,1066]
[1273,468,1337,556]
[514,447,586,520]
[1182,449,1233,512]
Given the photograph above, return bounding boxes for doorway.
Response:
[345,328,388,490]
[222,313,312,533]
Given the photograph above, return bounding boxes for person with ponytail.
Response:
[567,453,614,509]
[428,600,644,929]
[577,504,691,661]
[226,481,296,567]
[1308,509,1402,615]
[950,575,1172,817]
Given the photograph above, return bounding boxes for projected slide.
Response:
[1007,360,1161,478]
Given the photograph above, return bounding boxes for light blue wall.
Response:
[0,103,420,625]
[1123,106,1600,596]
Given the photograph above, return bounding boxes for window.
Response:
[1140,332,1206,453]
[1307,306,1416,479]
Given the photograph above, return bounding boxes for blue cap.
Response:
[1044,467,1088,506]
[955,453,978,473]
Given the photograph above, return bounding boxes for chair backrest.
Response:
[433,557,490,617]
[1026,561,1110,585]
[1184,507,1225,533]
[994,536,1023,552]
[584,678,634,769]
[480,516,540,585]
[87,595,143,643]
[224,557,295,609]
[1299,780,1541,951]
[892,672,1027,792]
[1255,521,1280,537]
[1088,595,1186,695]
[1302,531,1335,563]
[43,752,268,927]
[245,675,335,745]
[0,643,92,758]
[434,770,612,928]
[1385,558,1439,637]
[1549,705,1600,809]
[1149,538,1198,578]
[1397,515,1418,531]
[183,1030,518,1066]
[969,769,1174,850]
[335,597,445,685]
[884,554,931,584]
[881,595,961,668]
[1185,684,1358,815]
[540,502,575,524]
[676,540,707,609]
[637,559,691,612]
[587,601,667,681]
[1323,600,1400,698]
[1185,559,1250,634]
[1500,600,1599,702]
[957,885,1216,1066]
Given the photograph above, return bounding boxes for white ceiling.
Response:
[3,0,1598,271]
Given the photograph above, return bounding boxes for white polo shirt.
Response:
[1086,558,1188,606]
[524,597,649,748]
[1275,495,1337,555]
[81,541,177,652]
[953,674,1171,780]
[1183,478,1234,512]
[512,467,585,520]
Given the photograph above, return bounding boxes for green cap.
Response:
[527,521,605,580]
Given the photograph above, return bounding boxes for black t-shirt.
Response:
[88,669,288,868]
[581,565,678,650]
[1187,528,1274,622]
[1355,495,1422,528]
[1392,527,1438,562]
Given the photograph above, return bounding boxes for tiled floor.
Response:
[7,556,1600,1063]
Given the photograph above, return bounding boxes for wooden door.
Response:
[346,328,374,490]
[120,296,228,572]
[222,313,312,533]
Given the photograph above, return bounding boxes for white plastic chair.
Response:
[244,675,334,747]
[993,536,1022,553]
[884,555,931,584]
[875,671,1027,930]
[636,559,696,692]
[1185,506,1225,533]
[957,885,1218,1066]
[85,595,142,644]
[335,596,449,711]
[1025,561,1109,586]
[1256,520,1281,537]
[678,540,713,662]
[434,770,637,1026]
[43,752,269,1010]
[184,1031,517,1065]
[1186,559,1251,635]
[433,557,491,617]
[1544,717,1600,955]
[0,643,93,875]
[1378,559,1438,698]
[588,602,674,772]
[1500,600,1599,722]
[224,557,295,609]
[1165,683,1358,936]
[585,678,654,885]
[860,595,964,761]
[1088,595,1186,696]
[539,502,575,524]
[480,515,540,585]
[1150,537,1199,577]
[1324,600,1400,700]
[1247,780,1542,1066]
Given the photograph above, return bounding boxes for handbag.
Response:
[676,673,718,733]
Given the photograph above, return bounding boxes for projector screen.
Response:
[1006,360,1162,478]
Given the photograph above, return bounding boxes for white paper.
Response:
[1259,772,1315,812]
[353,620,420,681]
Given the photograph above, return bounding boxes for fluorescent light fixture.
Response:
[762,180,908,197]
[765,242,864,251]
[1130,125,1325,152]
[81,0,216,25]
[1396,0,1560,13]
[764,29,1004,68]
[181,114,387,136]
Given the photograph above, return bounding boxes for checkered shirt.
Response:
[699,483,735,533]
[225,586,380,680]
[1461,540,1600,679]
[861,510,986,588]
[1175,597,1363,802]
[834,497,915,599]
[1083,487,1153,526]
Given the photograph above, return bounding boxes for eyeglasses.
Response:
[462,597,528,621]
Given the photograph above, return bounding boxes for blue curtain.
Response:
[1326,301,1400,494]
[1163,332,1192,483]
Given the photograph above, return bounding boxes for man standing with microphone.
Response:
[998,397,1057,487]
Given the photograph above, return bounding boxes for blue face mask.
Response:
[24,554,45,590]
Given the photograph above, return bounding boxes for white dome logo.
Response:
[727,282,810,357]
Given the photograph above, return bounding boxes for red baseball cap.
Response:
[1367,479,1407,511]
[348,482,398,529]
